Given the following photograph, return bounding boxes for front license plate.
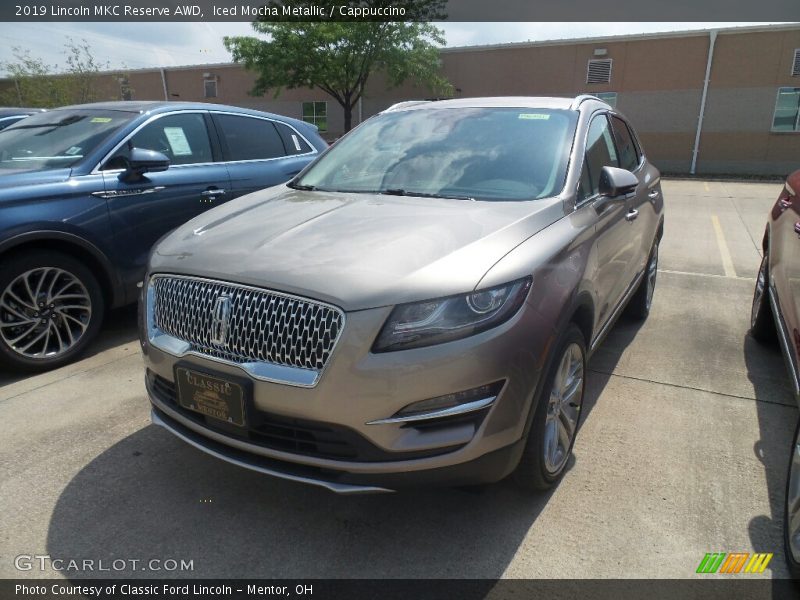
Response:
[175,367,247,427]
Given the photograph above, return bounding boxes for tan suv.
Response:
[140,96,664,493]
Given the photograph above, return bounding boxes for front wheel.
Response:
[0,251,105,372]
[785,418,800,579]
[513,324,586,491]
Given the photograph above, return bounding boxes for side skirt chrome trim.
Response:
[150,409,394,495]
[768,285,800,396]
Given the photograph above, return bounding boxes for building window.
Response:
[772,88,800,132]
[204,77,217,98]
[793,49,800,77]
[593,92,617,107]
[302,101,327,132]
[587,59,612,84]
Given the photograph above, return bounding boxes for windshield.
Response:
[296,107,577,201]
[0,109,135,172]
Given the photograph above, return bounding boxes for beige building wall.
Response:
[1,24,798,175]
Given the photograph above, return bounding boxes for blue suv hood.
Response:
[0,168,73,191]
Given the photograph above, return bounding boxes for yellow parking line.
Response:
[704,182,710,192]
[711,215,736,278]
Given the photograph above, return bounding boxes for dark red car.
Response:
[750,169,800,577]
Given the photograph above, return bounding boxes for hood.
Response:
[150,185,564,311]
[0,168,72,192]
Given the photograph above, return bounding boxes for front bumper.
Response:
[142,298,556,491]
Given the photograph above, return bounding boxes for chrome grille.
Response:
[151,276,344,372]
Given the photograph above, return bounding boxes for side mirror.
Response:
[120,147,169,181]
[598,166,638,198]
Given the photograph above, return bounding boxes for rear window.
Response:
[0,110,133,171]
[297,107,578,201]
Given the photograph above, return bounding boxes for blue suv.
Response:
[0,101,326,371]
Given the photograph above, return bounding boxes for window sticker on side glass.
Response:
[519,114,550,120]
[163,127,193,156]
[291,134,302,152]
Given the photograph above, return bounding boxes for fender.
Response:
[0,230,125,308]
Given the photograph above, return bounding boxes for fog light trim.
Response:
[366,395,496,425]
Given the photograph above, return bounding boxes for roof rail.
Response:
[569,94,604,110]
[383,100,431,113]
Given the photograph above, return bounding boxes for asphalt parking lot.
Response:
[0,179,797,581]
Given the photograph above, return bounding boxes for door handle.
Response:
[201,188,226,197]
[647,189,660,200]
[625,209,639,221]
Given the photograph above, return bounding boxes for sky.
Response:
[0,22,791,75]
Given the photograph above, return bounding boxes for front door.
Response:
[99,111,231,292]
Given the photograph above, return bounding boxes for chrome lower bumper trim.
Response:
[365,395,496,425]
[150,408,394,495]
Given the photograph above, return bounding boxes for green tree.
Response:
[0,39,124,108]
[224,2,452,132]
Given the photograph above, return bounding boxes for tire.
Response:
[627,240,659,320]
[0,250,105,372]
[785,418,800,579]
[750,253,776,343]
[513,323,586,491]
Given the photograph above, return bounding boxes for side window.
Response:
[610,116,640,171]
[274,122,313,155]
[105,113,213,169]
[215,114,286,161]
[578,115,618,201]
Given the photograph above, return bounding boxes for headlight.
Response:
[372,277,531,352]
[787,181,796,197]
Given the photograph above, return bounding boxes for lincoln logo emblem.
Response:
[210,295,232,345]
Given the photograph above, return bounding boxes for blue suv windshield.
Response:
[0,109,135,172]
[296,107,578,201]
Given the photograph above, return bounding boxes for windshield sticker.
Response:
[163,127,192,156]
[90,117,112,123]
[64,146,81,155]
[519,113,550,120]
[291,134,302,152]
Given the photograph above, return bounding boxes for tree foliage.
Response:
[224,1,452,132]
[0,39,126,108]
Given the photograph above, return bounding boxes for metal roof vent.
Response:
[587,59,613,84]
[793,49,800,77]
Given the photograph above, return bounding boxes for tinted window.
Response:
[216,115,285,161]
[610,116,640,171]
[297,107,577,201]
[106,112,213,169]
[578,115,618,201]
[275,122,312,155]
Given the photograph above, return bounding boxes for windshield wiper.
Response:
[286,181,316,191]
[380,188,475,201]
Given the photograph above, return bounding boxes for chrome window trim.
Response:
[146,274,346,388]
[92,109,318,175]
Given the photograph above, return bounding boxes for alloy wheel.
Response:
[543,342,584,474]
[752,255,768,329]
[0,267,92,359]
[645,244,659,311]
[788,428,800,564]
